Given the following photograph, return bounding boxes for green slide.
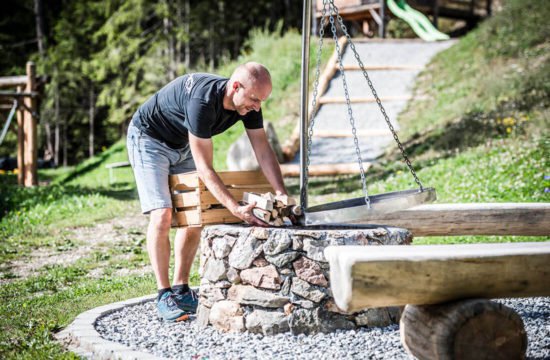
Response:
[387,0,450,41]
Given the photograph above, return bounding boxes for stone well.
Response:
[197,225,412,335]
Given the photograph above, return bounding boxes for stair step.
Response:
[280,162,371,177]
[318,95,414,104]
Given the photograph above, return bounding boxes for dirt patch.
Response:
[2,212,149,284]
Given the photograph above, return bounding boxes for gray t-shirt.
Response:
[133,73,263,149]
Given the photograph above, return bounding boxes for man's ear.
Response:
[233,81,240,91]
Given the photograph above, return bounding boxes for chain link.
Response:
[305,0,424,206]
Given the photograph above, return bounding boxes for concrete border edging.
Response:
[55,293,164,360]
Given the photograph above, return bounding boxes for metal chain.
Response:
[328,1,371,207]
[305,0,424,210]
[331,0,424,190]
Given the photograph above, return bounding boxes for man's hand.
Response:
[232,201,269,227]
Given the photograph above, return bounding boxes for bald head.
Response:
[225,62,272,115]
[230,62,272,89]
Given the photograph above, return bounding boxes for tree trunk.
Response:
[184,0,190,69]
[208,20,215,71]
[62,110,67,167]
[400,299,527,360]
[54,77,60,167]
[175,0,183,69]
[88,86,95,158]
[163,0,176,80]
[33,0,45,57]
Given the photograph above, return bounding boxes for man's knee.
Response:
[149,208,173,232]
[177,226,202,239]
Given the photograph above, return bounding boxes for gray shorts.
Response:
[127,122,196,214]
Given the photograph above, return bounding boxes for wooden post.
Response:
[16,85,24,186]
[23,61,37,187]
[400,299,527,360]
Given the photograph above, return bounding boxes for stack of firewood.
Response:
[242,192,301,226]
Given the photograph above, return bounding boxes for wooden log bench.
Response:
[105,161,131,184]
[325,242,550,359]
[348,203,550,236]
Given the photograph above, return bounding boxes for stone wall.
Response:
[197,225,412,335]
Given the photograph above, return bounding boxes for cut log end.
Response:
[400,299,527,360]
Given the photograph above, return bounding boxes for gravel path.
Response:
[298,40,455,165]
[95,297,550,360]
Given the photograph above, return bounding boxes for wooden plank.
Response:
[349,203,550,236]
[217,170,268,186]
[169,170,268,190]
[312,129,393,138]
[339,64,423,71]
[172,190,201,208]
[201,208,241,225]
[318,95,413,104]
[281,162,371,177]
[172,187,274,208]
[0,75,27,88]
[105,161,131,169]
[325,242,550,313]
[170,172,200,189]
[172,208,201,227]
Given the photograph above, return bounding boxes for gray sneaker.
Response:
[173,289,199,313]
[156,291,186,321]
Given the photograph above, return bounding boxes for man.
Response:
[127,62,288,321]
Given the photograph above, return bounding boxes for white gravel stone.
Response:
[95,297,550,359]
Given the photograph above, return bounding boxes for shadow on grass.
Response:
[0,181,137,220]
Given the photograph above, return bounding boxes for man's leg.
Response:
[147,208,173,289]
[173,226,202,285]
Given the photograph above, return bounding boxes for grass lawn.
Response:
[0,0,548,357]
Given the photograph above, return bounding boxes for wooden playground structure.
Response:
[0,62,42,187]
[316,0,493,37]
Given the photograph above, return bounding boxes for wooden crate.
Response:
[169,170,274,227]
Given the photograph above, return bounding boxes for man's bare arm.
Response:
[246,128,287,195]
[188,132,267,226]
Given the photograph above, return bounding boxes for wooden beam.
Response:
[280,162,371,177]
[339,64,423,71]
[0,75,27,88]
[325,242,550,312]
[16,86,24,186]
[0,91,39,98]
[349,203,550,236]
[312,129,393,138]
[23,62,38,187]
[318,95,413,104]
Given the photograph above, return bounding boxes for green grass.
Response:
[301,0,550,245]
[1,1,549,357]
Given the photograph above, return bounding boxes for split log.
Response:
[400,299,527,360]
[274,194,296,206]
[243,192,299,226]
[242,192,273,211]
[252,208,271,223]
[325,242,550,312]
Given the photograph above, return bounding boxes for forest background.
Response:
[0,0,305,166]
